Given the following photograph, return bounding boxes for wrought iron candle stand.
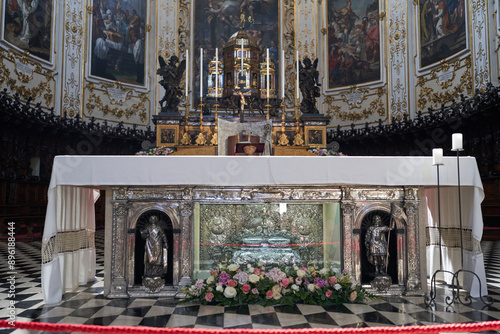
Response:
[448,140,492,306]
[425,151,455,308]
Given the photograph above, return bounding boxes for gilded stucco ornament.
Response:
[0,51,54,105]
[325,87,386,121]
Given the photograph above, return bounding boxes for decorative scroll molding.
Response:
[471,0,490,89]
[0,50,55,106]
[85,82,149,122]
[323,87,386,121]
[62,0,84,117]
[388,0,408,120]
[416,57,472,110]
[283,0,296,107]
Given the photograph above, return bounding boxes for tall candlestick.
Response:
[432,148,443,165]
[241,38,244,80]
[281,50,285,99]
[200,48,203,99]
[296,52,299,101]
[452,133,463,151]
[185,50,189,97]
[215,48,218,99]
[266,48,270,99]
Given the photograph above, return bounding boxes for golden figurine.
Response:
[293,132,304,146]
[195,132,207,146]
[180,131,191,145]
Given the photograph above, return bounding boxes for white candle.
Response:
[281,50,285,99]
[296,52,299,101]
[185,50,189,97]
[200,48,203,99]
[266,48,270,99]
[452,133,463,151]
[215,48,218,99]
[241,38,244,79]
[432,148,443,165]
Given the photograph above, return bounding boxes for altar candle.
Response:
[452,133,463,151]
[266,48,270,99]
[241,38,244,77]
[296,52,299,101]
[200,48,203,99]
[215,48,218,99]
[185,50,189,97]
[432,148,443,165]
[281,50,285,99]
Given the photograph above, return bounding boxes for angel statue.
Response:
[157,55,186,114]
[298,57,321,114]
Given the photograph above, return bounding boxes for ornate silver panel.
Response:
[105,185,423,298]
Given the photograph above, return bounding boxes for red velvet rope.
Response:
[2,320,500,334]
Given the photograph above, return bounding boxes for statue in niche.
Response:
[157,55,186,114]
[298,57,321,114]
[141,215,168,278]
[365,215,393,275]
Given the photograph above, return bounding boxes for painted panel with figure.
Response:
[419,0,467,68]
[90,0,147,85]
[2,0,54,62]
[327,0,381,89]
[194,0,279,101]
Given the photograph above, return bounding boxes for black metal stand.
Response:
[425,152,492,308]
[449,150,492,306]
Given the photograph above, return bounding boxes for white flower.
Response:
[291,284,300,291]
[249,274,260,283]
[333,268,340,274]
[307,283,315,292]
[228,264,239,272]
[296,269,306,278]
[234,271,249,284]
[319,268,328,276]
[206,276,214,285]
[334,283,341,291]
[223,286,237,298]
[216,285,223,292]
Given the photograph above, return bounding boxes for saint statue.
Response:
[157,55,186,114]
[298,57,321,114]
[365,215,393,275]
[140,215,168,278]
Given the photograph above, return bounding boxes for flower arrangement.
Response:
[182,264,371,307]
[136,146,176,156]
[308,148,345,156]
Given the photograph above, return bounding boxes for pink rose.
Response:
[300,267,306,271]
[242,284,251,294]
[325,290,332,298]
[266,290,273,299]
[281,277,291,288]
[210,269,218,276]
[228,279,238,287]
[254,268,261,275]
[205,292,214,302]
[295,277,302,285]
[329,276,337,285]
[251,288,259,294]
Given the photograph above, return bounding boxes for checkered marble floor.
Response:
[2,232,500,333]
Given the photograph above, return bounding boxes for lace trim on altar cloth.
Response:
[42,230,96,264]
[426,227,481,254]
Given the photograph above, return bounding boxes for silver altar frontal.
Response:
[105,183,424,298]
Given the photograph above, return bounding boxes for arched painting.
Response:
[2,0,54,62]
[89,0,147,85]
[419,0,467,68]
[327,0,381,89]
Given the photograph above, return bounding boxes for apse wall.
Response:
[0,0,496,129]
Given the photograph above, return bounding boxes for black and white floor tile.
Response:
[2,232,500,333]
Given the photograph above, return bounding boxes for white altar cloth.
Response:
[42,155,486,303]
